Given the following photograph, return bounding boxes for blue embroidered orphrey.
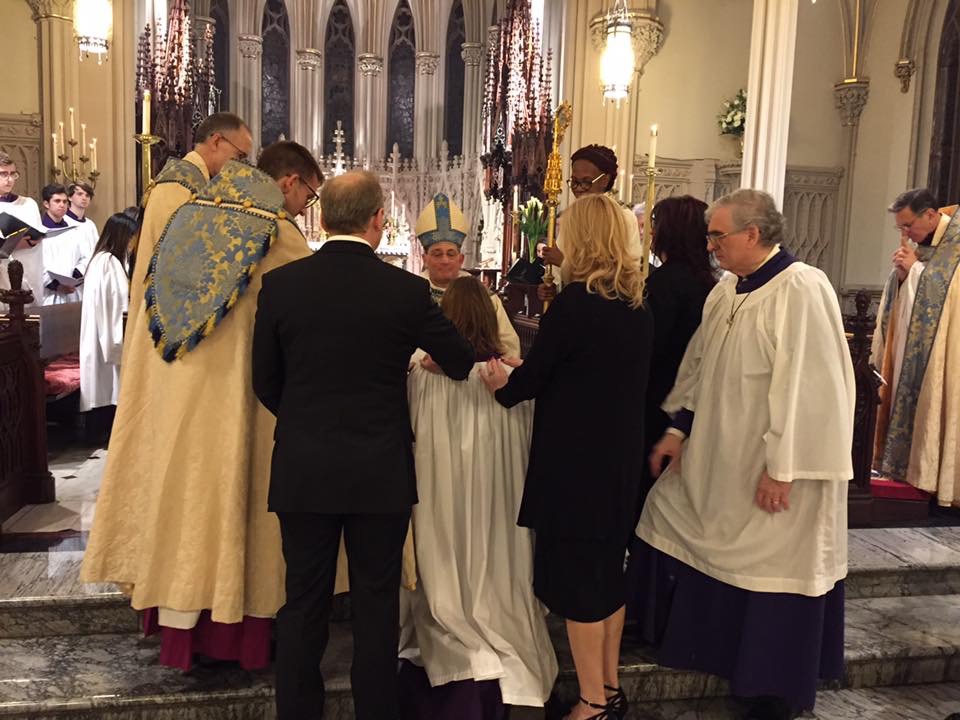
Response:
[144,160,286,362]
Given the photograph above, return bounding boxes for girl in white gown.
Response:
[399,276,558,719]
[79,212,137,439]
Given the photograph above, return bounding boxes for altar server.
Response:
[79,213,137,443]
[81,142,320,672]
[65,182,100,275]
[629,189,855,720]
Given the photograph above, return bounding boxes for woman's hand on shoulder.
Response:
[500,356,523,368]
[420,354,442,374]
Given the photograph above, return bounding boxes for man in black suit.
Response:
[252,169,474,720]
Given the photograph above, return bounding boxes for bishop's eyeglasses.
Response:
[0,171,21,181]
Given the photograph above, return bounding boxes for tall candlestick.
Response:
[513,184,519,212]
[90,142,97,172]
[51,133,59,171]
[69,107,76,141]
[142,90,152,135]
[58,122,65,156]
[647,124,659,169]
[80,123,87,152]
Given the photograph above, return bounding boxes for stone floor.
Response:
[2,435,960,718]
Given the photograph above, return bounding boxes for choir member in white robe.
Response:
[0,151,43,308]
[79,213,136,418]
[629,189,855,720]
[65,182,100,276]
[39,184,82,305]
[399,277,557,718]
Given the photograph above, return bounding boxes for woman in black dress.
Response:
[639,195,717,511]
[481,194,653,720]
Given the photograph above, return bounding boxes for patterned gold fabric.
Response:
[882,208,960,480]
[145,161,286,362]
[129,157,208,258]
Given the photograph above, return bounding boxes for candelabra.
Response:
[50,108,100,187]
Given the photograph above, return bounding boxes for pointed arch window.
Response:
[210,0,229,110]
[386,1,416,159]
[324,0,356,156]
[929,0,960,204]
[444,0,466,157]
[261,0,291,146]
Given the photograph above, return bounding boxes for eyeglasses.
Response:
[894,209,932,232]
[299,177,321,209]
[566,172,607,191]
[218,134,249,163]
[705,227,745,243]
[0,171,21,181]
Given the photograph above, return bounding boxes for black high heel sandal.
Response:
[604,685,628,719]
[571,696,616,720]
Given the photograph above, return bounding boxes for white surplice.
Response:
[65,213,100,275]
[638,262,855,597]
[0,196,43,308]
[41,228,83,305]
[79,251,128,411]
[400,361,558,707]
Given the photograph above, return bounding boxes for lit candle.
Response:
[58,122,65,156]
[69,107,75,141]
[51,133,59,171]
[143,90,152,135]
[91,139,97,172]
[648,124,659,169]
[80,123,87,153]
[513,184,520,212]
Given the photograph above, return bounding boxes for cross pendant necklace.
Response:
[727,291,753,328]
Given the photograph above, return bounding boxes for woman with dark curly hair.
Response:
[640,195,717,511]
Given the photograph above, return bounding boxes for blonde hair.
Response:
[560,194,646,308]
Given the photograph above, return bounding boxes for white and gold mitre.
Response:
[415,193,468,250]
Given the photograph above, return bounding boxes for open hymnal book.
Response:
[47,271,84,290]
[0,212,74,258]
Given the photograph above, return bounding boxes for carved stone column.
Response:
[414,51,441,162]
[834,79,870,286]
[236,34,263,154]
[292,49,322,155]
[461,43,484,158]
[740,0,799,207]
[356,53,384,163]
[27,0,80,182]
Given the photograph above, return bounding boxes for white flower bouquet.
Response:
[718,89,747,137]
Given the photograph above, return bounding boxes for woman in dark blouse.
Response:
[640,195,717,512]
[481,194,653,720]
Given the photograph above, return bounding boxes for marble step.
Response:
[3,527,960,640]
[1,595,959,719]
[626,682,960,719]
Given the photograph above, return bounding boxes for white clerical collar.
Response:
[932,212,952,248]
[326,234,373,248]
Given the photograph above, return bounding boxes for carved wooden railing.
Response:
[0,260,55,532]
[844,289,882,527]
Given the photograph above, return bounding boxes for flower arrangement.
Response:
[718,89,747,137]
[519,197,548,262]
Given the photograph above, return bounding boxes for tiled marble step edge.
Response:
[1,595,959,715]
[0,593,139,638]
[845,565,960,599]
[625,682,960,720]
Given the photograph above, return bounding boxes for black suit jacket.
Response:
[253,239,474,514]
